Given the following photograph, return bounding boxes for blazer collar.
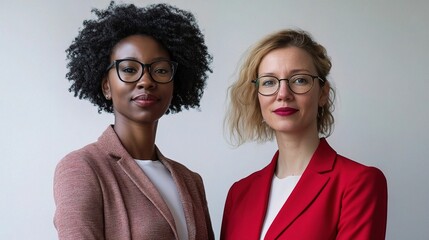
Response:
[158,151,199,239]
[264,138,337,239]
[239,152,278,238]
[97,126,185,239]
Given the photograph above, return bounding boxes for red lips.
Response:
[273,107,298,116]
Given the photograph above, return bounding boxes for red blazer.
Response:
[221,139,387,240]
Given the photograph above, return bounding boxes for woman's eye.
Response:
[292,77,309,85]
[153,68,169,75]
[121,67,138,74]
[261,78,277,87]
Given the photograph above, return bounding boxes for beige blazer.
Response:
[54,126,214,240]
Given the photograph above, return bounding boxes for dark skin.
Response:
[114,116,158,160]
[102,35,174,160]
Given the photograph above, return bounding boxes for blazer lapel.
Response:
[98,126,177,237]
[156,149,198,240]
[241,153,278,238]
[258,159,278,232]
[265,138,336,239]
[117,157,177,235]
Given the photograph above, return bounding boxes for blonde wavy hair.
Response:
[225,29,335,146]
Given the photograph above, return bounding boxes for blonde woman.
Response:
[221,29,387,240]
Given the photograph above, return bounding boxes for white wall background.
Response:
[1,0,428,239]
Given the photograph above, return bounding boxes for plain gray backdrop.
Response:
[1,0,428,239]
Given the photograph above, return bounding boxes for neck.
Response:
[113,118,158,160]
[274,129,320,178]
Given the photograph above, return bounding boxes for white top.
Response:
[260,175,301,240]
[135,159,188,240]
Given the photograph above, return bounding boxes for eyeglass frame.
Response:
[106,59,179,84]
[251,73,326,96]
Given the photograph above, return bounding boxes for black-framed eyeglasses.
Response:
[251,74,325,96]
[106,59,178,84]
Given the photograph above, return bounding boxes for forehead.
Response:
[110,34,170,61]
[258,46,316,74]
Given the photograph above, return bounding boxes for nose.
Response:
[276,80,293,101]
[136,67,156,89]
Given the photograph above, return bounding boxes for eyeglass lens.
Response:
[257,74,315,95]
[117,60,175,83]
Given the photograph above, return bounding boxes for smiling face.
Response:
[102,35,174,126]
[257,46,328,137]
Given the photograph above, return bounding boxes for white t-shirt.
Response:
[135,160,188,240]
[260,175,301,239]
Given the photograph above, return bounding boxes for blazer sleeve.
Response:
[53,154,104,240]
[337,166,388,240]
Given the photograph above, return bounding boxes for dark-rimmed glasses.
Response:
[106,59,178,84]
[251,74,325,96]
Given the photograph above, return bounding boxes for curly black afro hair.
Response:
[66,1,212,114]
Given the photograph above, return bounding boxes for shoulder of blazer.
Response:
[311,139,386,189]
[56,125,132,177]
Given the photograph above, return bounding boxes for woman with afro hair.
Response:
[53,2,214,239]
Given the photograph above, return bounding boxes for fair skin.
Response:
[102,34,174,160]
[258,46,329,178]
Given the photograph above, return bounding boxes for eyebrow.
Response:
[258,69,313,77]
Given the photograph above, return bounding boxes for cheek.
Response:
[301,95,320,115]
[163,85,174,103]
[258,96,271,118]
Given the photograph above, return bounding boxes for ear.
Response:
[101,77,112,100]
[318,81,330,107]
